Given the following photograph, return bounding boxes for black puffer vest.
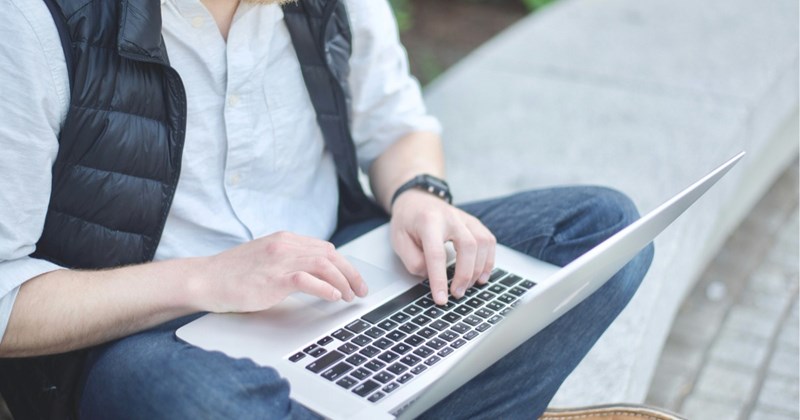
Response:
[0,0,383,418]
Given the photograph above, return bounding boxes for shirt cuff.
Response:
[0,256,62,344]
[356,115,443,173]
[0,286,20,346]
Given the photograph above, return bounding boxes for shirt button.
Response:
[228,94,240,107]
[191,16,204,28]
[229,173,241,186]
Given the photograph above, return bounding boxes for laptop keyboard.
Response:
[286,265,536,403]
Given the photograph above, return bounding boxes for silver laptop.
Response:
[177,152,744,419]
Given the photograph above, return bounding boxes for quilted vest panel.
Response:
[32,0,187,269]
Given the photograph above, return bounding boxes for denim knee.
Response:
[571,187,654,311]
[553,187,639,241]
[590,186,641,227]
[521,186,648,265]
[524,186,655,311]
[461,185,653,301]
[582,186,655,277]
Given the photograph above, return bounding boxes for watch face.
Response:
[422,174,449,189]
[419,175,452,203]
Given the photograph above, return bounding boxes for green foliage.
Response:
[521,0,558,11]
[415,48,444,85]
[390,0,559,29]
[390,0,414,32]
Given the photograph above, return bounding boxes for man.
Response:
[0,0,653,418]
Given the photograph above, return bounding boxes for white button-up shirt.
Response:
[0,0,440,342]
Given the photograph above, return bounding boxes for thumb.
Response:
[392,232,427,277]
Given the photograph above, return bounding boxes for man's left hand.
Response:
[389,190,496,305]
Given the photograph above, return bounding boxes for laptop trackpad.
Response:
[283,256,404,316]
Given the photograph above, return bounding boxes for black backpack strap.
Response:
[282,0,385,226]
[42,0,75,94]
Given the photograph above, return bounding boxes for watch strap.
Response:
[390,174,453,207]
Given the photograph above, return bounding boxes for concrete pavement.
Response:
[646,160,799,419]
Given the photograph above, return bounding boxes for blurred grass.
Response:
[390,0,558,33]
[390,0,414,31]
[393,0,540,86]
[414,47,445,86]
[521,0,558,11]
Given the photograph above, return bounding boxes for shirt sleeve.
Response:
[0,287,20,346]
[345,0,442,173]
[0,0,69,344]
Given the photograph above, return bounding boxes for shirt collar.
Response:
[117,0,169,64]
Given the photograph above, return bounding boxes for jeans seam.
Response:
[552,210,625,244]
[507,230,555,261]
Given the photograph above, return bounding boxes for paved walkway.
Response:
[646,160,799,419]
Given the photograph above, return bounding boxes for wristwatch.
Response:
[390,174,453,207]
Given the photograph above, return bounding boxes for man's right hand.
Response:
[1,231,366,357]
[197,231,368,313]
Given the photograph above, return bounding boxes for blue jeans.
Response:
[78,187,653,419]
